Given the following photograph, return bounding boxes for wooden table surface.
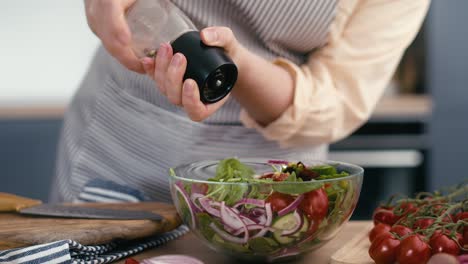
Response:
[118,221,372,264]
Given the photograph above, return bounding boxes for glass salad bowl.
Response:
[169,158,364,262]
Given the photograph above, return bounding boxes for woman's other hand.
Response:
[85,0,144,73]
[141,27,247,122]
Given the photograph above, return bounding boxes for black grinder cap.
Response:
[171,31,238,104]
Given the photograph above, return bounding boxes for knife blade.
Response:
[0,192,162,221]
[19,204,163,221]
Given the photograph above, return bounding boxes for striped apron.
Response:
[50,0,338,203]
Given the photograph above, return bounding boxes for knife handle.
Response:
[0,193,42,212]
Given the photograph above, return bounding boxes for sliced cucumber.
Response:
[272,213,308,244]
[292,215,309,238]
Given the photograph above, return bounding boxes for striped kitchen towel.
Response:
[0,179,189,264]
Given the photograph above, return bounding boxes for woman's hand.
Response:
[142,26,294,124]
[84,0,144,73]
[141,27,246,122]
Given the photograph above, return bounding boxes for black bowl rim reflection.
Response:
[171,158,364,186]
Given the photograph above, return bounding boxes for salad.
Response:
[170,158,360,259]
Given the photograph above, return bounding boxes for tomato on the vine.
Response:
[429,232,461,255]
[368,233,400,264]
[398,202,418,216]
[413,218,435,229]
[373,206,399,226]
[191,183,209,195]
[299,188,329,221]
[396,235,431,264]
[455,211,468,222]
[369,223,391,242]
[266,192,294,212]
[463,227,468,247]
[260,172,290,181]
[390,225,413,238]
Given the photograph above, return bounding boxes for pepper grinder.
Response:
[126,0,238,103]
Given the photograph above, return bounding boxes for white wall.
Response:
[0,1,100,106]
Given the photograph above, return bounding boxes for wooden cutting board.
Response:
[0,202,181,250]
[330,222,374,264]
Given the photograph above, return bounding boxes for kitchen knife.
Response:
[0,192,162,221]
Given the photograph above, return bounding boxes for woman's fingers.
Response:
[165,53,187,106]
[140,57,155,78]
[182,79,229,121]
[85,0,144,73]
[154,43,173,95]
[200,27,239,54]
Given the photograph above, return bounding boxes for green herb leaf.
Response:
[310,165,337,176]
[315,171,349,180]
[212,234,250,253]
[273,179,324,195]
[196,213,216,240]
[211,158,255,181]
[248,237,280,253]
[169,168,176,177]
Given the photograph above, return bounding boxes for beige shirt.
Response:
[240,0,430,148]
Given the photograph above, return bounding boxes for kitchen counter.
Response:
[117,221,372,264]
[0,95,431,121]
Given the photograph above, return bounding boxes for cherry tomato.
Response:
[396,235,431,264]
[453,212,468,247]
[455,211,468,222]
[274,173,291,181]
[369,223,391,242]
[305,215,321,236]
[368,233,400,264]
[299,188,329,221]
[390,225,413,238]
[398,202,418,216]
[266,192,294,212]
[191,183,208,195]
[463,227,468,248]
[260,172,291,181]
[413,218,435,229]
[373,206,399,226]
[259,172,274,179]
[429,233,461,255]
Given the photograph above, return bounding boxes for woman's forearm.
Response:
[232,47,295,126]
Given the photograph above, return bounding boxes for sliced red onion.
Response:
[190,193,204,212]
[199,197,221,218]
[251,228,272,238]
[265,203,273,226]
[223,225,236,234]
[244,208,267,225]
[458,254,468,264]
[232,224,274,236]
[174,183,196,227]
[232,207,240,214]
[281,211,303,236]
[267,160,290,165]
[233,198,265,208]
[250,208,266,217]
[210,222,248,244]
[278,195,304,217]
[141,254,204,264]
[240,215,257,226]
[256,214,267,225]
[220,202,245,230]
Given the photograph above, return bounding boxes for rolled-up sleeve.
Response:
[240,0,430,148]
